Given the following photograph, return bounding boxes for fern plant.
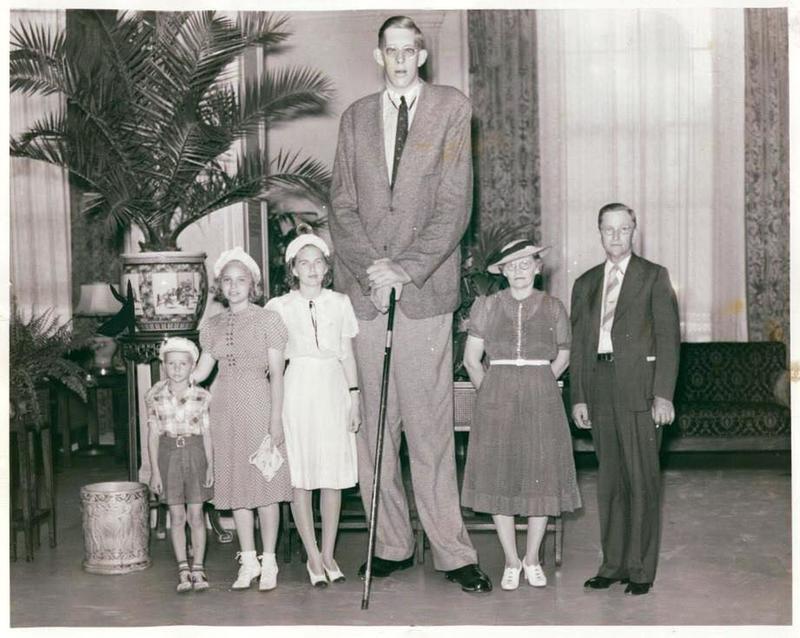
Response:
[10,305,89,426]
[10,10,333,251]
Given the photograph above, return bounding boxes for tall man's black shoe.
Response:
[358,556,414,579]
[445,564,493,593]
[624,582,652,595]
[584,575,629,589]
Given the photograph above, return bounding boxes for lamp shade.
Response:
[74,283,122,317]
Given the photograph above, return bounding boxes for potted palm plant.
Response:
[10,10,333,331]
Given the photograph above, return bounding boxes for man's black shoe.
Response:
[444,564,493,593]
[358,556,414,579]
[624,582,652,595]
[583,575,629,589]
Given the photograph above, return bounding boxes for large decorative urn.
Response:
[121,251,207,332]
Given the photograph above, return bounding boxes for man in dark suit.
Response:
[570,202,680,596]
[329,16,491,593]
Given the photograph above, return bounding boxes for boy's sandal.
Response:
[177,566,193,593]
[191,566,209,592]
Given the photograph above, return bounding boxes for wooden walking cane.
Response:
[361,287,397,610]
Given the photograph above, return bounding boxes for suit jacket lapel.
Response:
[587,265,604,342]
[404,82,431,150]
[614,254,645,323]
[365,93,391,191]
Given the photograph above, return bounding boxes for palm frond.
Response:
[10,10,332,251]
[9,22,67,95]
[236,12,291,48]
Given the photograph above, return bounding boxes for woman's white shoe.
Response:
[231,551,261,590]
[322,560,346,584]
[258,554,278,591]
[500,561,523,591]
[522,559,547,587]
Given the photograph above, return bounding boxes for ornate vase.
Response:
[121,251,207,332]
[81,481,151,574]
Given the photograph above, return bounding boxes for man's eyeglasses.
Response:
[600,226,634,237]
[383,46,419,61]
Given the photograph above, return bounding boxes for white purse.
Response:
[248,433,284,481]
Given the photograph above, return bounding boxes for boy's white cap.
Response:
[159,337,199,363]
[285,233,330,262]
[213,246,261,284]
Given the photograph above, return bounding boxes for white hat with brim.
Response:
[285,233,330,262]
[213,247,261,284]
[159,337,200,364]
[487,239,551,274]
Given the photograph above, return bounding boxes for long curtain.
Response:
[467,10,541,238]
[538,9,747,342]
[744,9,790,349]
[10,10,73,320]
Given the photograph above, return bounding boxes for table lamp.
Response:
[75,282,123,374]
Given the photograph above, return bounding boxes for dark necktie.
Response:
[391,95,408,189]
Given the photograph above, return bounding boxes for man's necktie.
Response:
[601,264,621,334]
[390,96,408,190]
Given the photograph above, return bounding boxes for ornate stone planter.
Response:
[121,251,207,332]
[81,481,151,574]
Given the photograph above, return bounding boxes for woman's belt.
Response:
[489,359,550,366]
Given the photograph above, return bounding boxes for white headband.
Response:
[284,234,331,263]
[159,337,200,364]
[213,247,261,284]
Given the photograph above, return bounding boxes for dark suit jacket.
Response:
[570,254,681,412]
[329,83,472,320]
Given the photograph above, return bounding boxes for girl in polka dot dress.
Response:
[193,247,292,592]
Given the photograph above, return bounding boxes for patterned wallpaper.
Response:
[744,9,790,350]
[467,10,541,241]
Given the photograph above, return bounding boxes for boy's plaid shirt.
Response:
[144,380,211,437]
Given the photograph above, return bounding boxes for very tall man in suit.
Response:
[329,16,491,592]
[570,202,680,596]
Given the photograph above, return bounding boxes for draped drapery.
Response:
[744,9,790,350]
[467,10,541,238]
[10,10,73,320]
[537,9,748,342]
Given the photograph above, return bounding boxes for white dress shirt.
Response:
[597,254,631,353]
[382,81,422,181]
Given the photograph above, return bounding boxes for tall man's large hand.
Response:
[370,284,402,313]
[367,258,412,288]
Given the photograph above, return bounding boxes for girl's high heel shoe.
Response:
[306,561,328,588]
[322,560,346,584]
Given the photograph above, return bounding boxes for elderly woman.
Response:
[461,238,582,591]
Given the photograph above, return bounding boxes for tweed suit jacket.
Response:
[329,83,472,321]
[570,254,681,412]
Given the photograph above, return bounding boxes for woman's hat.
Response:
[213,247,261,284]
[284,226,330,263]
[159,336,200,363]
[487,239,550,274]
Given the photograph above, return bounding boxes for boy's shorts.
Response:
[157,434,214,505]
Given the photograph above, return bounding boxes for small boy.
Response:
[146,337,214,593]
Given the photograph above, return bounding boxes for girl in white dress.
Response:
[265,228,360,587]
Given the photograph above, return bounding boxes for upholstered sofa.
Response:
[665,341,791,451]
[565,342,790,452]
